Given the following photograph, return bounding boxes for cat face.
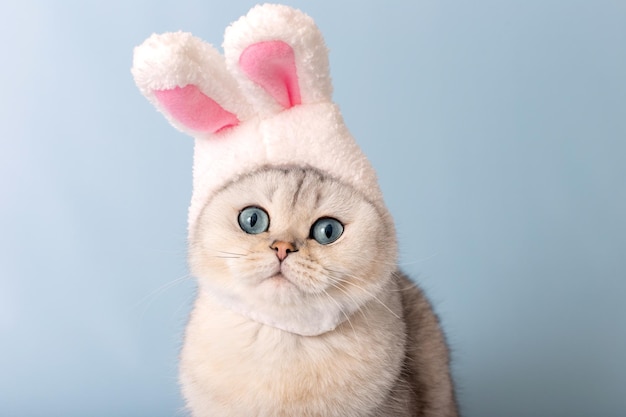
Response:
[189,167,397,331]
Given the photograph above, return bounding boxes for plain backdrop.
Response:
[1,1,625,416]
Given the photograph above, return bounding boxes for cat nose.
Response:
[270,241,297,261]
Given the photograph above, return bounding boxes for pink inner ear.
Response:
[239,40,301,109]
[154,85,239,133]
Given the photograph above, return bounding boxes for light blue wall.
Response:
[2,1,624,416]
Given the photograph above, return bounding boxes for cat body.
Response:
[181,168,458,416]
[181,275,405,416]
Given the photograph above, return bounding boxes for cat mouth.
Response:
[262,272,295,287]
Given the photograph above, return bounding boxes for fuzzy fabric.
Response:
[132,4,383,232]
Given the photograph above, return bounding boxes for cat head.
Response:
[131,4,384,232]
[189,167,397,335]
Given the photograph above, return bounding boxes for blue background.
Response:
[2,1,625,416]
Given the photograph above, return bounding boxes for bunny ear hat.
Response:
[132,3,385,232]
[132,4,390,336]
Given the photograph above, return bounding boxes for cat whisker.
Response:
[325,280,372,330]
[209,249,251,257]
[324,267,367,283]
[171,288,198,324]
[326,269,401,320]
[204,248,253,260]
[344,281,400,320]
[132,274,193,319]
[396,252,439,267]
[320,288,357,338]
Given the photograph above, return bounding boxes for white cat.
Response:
[132,4,459,416]
[181,167,458,416]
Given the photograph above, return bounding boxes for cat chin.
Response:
[261,272,290,285]
[254,273,304,305]
[197,280,359,336]
[196,266,381,336]
[257,271,310,292]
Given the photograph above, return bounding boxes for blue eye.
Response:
[311,217,344,245]
[238,207,270,234]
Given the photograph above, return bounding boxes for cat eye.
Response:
[310,217,344,245]
[238,206,270,234]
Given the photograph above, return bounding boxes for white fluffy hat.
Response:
[132,4,383,232]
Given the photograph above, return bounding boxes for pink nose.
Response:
[270,241,296,261]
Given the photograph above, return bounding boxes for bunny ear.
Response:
[152,85,239,134]
[238,40,301,109]
[223,4,333,116]
[132,32,253,137]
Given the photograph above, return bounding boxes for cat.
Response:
[181,166,459,417]
[130,4,459,415]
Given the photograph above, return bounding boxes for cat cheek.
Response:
[236,254,279,284]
